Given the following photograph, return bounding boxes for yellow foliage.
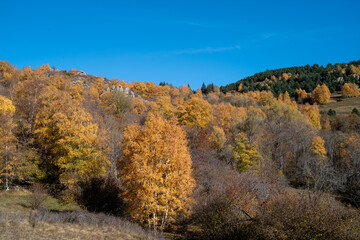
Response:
[88,86,100,101]
[121,114,195,230]
[179,85,192,98]
[69,83,84,101]
[94,76,106,93]
[51,75,69,90]
[169,86,180,98]
[100,91,133,117]
[213,103,247,132]
[233,132,262,172]
[300,103,321,130]
[177,96,213,129]
[194,89,203,98]
[339,135,360,166]
[350,65,360,75]
[0,95,15,117]
[34,87,107,191]
[146,81,161,98]
[278,91,291,104]
[20,66,33,81]
[209,126,227,150]
[260,91,276,106]
[247,107,266,119]
[144,101,158,113]
[38,64,51,73]
[312,84,331,104]
[342,83,359,97]
[133,82,148,97]
[295,88,308,102]
[0,96,17,188]
[310,136,327,164]
[156,96,175,119]
[266,102,303,123]
[159,84,171,96]
[3,72,12,81]
[246,91,261,101]
[282,73,290,81]
[132,97,147,115]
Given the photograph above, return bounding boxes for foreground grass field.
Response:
[0,190,158,240]
[319,93,360,115]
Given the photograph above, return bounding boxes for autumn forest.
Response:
[1,60,360,239]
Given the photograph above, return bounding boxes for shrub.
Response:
[352,107,360,116]
[76,177,125,216]
[29,183,48,210]
[328,108,336,116]
[188,179,260,240]
[254,191,360,240]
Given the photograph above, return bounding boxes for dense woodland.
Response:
[220,60,360,97]
[1,60,360,239]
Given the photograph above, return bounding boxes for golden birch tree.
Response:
[121,113,195,232]
[300,103,321,130]
[33,86,107,194]
[0,96,16,190]
[177,96,213,129]
[312,84,331,104]
[342,83,360,97]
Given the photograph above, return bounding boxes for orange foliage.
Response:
[121,114,195,230]
[300,103,321,130]
[310,136,327,164]
[177,96,213,129]
[213,103,247,133]
[342,83,359,97]
[295,88,308,103]
[312,84,331,104]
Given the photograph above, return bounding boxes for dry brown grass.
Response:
[0,210,158,240]
[319,92,360,115]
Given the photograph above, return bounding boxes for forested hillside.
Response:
[220,60,360,97]
[1,60,360,239]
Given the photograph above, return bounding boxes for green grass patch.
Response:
[0,190,80,213]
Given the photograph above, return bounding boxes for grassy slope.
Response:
[319,93,360,115]
[0,190,79,213]
[0,190,157,240]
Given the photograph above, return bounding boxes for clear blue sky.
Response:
[1,0,359,89]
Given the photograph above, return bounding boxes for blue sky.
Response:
[1,0,359,89]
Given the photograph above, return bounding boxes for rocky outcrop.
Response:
[103,85,145,100]
[337,77,344,82]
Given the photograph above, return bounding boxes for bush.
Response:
[352,107,360,116]
[29,183,48,210]
[76,177,125,216]
[189,190,360,240]
[254,191,360,240]
[328,108,336,116]
[188,181,260,240]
